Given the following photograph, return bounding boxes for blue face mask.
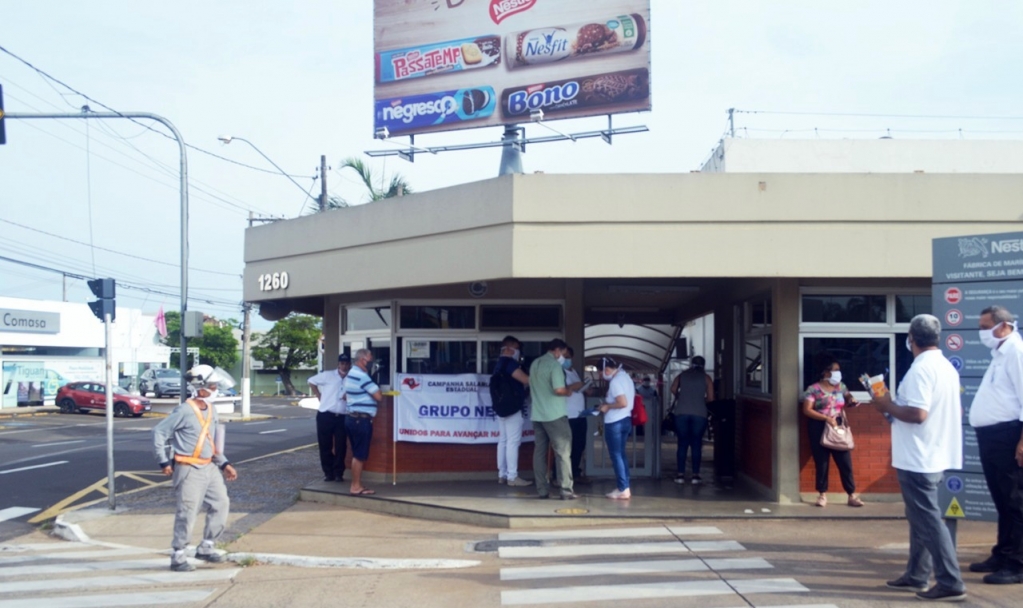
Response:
[561,358,572,370]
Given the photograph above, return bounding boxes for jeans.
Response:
[674,414,708,477]
[806,418,856,494]
[604,417,632,492]
[976,420,1023,571]
[497,411,525,480]
[897,469,965,592]
[533,417,573,496]
[569,417,588,480]
[315,411,347,480]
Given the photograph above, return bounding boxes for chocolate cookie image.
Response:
[574,23,618,55]
[462,88,491,116]
[581,70,649,103]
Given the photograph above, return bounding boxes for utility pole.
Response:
[728,108,735,138]
[62,274,67,302]
[319,155,327,212]
[104,311,115,509]
[241,303,252,419]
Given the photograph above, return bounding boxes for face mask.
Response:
[556,354,566,365]
[602,370,614,381]
[905,338,913,353]
[828,371,842,386]
[511,349,521,361]
[203,388,218,400]
[979,322,1013,349]
[561,358,572,370]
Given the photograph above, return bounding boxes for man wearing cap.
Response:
[153,366,237,572]
[308,354,351,482]
[968,306,1023,585]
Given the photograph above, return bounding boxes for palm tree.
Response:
[306,157,413,213]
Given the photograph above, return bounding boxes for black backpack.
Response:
[490,369,524,418]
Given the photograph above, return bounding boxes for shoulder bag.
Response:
[820,412,854,451]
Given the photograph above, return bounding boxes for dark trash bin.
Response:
[707,399,736,480]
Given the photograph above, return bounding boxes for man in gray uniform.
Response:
[153,365,238,572]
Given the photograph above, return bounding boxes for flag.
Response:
[155,306,168,339]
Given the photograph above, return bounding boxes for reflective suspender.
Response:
[173,400,217,466]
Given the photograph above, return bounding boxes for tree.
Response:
[305,156,413,214]
[161,311,239,370]
[251,313,321,395]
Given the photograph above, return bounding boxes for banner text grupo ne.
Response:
[394,373,533,444]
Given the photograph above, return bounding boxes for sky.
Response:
[1,1,1021,330]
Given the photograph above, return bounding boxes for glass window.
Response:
[896,295,932,323]
[403,340,477,375]
[894,332,913,390]
[802,337,890,392]
[399,306,476,330]
[802,295,886,323]
[743,338,764,391]
[345,306,391,332]
[480,305,561,330]
[748,299,772,329]
[481,340,547,374]
[367,339,391,387]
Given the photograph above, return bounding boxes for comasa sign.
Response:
[489,0,536,24]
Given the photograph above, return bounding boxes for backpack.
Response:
[490,369,524,418]
[631,394,648,426]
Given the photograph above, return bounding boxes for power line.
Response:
[0,254,241,308]
[733,109,1023,121]
[0,44,316,180]
[0,218,242,277]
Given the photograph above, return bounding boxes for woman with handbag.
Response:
[802,352,863,508]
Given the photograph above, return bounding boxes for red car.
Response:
[56,382,152,417]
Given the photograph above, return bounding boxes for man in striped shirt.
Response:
[343,349,383,496]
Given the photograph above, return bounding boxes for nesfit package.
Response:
[507,14,646,69]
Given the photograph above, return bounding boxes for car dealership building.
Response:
[242,139,1023,503]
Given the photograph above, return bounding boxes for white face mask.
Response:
[905,338,913,353]
[979,322,1013,349]
[556,354,566,365]
[828,371,842,386]
[511,349,521,361]
[602,369,614,381]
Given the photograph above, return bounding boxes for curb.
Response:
[226,552,480,570]
[52,515,91,543]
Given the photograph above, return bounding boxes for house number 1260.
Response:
[258,272,289,292]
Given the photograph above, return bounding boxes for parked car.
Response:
[139,368,182,398]
[56,382,152,417]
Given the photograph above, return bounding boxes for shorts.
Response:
[345,415,374,461]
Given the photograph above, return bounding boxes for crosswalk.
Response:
[0,540,239,608]
[495,525,839,607]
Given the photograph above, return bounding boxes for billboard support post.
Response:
[498,125,523,176]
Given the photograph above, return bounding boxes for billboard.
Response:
[374,0,652,137]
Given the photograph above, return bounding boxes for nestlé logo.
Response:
[490,0,536,24]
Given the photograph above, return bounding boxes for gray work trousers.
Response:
[533,417,573,497]
[171,463,230,561]
[897,469,965,592]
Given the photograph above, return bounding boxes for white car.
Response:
[139,368,182,398]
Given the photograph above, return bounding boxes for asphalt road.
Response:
[0,397,317,541]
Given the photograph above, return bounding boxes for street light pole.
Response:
[6,110,189,508]
[217,136,317,206]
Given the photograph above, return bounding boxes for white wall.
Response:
[702,138,1023,174]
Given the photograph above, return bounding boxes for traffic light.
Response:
[87,278,116,322]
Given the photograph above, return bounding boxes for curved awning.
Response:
[584,324,678,373]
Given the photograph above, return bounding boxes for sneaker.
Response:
[982,569,1023,585]
[537,494,550,500]
[848,494,864,507]
[673,475,685,484]
[969,557,1002,573]
[195,551,226,564]
[815,494,828,507]
[606,489,621,499]
[559,492,578,500]
[886,576,927,592]
[323,475,336,482]
[507,477,532,487]
[170,561,196,572]
[915,585,966,602]
[617,488,632,500]
[498,477,507,485]
[691,476,702,486]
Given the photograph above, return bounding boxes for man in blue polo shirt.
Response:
[343,348,383,496]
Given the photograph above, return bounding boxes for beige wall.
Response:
[246,173,1023,303]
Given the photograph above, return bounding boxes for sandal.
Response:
[847,494,864,507]
[815,494,827,507]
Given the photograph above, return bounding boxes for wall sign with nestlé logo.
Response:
[257,272,290,292]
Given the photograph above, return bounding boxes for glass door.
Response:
[584,388,656,480]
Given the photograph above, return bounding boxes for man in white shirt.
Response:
[967,306,1023,584]
[308,354,351,483]
[872,314,966,602]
